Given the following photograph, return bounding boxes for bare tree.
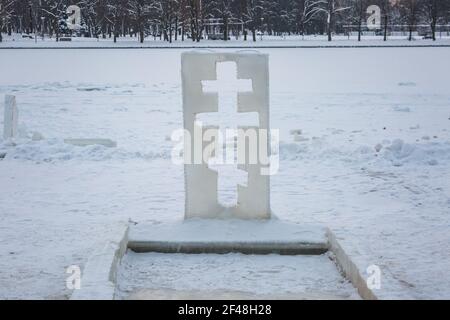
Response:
[2,0,449,43]
[399,0,420,40]
[0,0,16,42]
[423,0,444,40]
[302,0,321,37]
[210,0,234,41]
[178,0,189,41]
[105,0,127,42]
[292,0,306,36]
[243,0,264,41]
[39,0,67,41]
[303,0,350,41]
[186,0,201,41]
[78,0,107,38]
[380,0,391,41]
[351,0,367,41]
[156,0,179,42]
[128,0,158,43]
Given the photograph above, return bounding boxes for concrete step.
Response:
[128,219,329,255]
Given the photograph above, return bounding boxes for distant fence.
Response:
[343,24,450,37]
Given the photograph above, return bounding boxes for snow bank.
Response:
[2,136,448,169]
[0,139,170,162]
[279,139,450,167]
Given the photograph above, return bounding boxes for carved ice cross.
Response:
[198,62,258,206]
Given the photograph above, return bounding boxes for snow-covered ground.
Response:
[1,33,450,48]
[116,252,359,300]
[0,47,449,299]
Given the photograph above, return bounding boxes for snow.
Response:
[1,33,450,48]
[0,47,449,299]
[128,219,327,244]
[116,252,359,300]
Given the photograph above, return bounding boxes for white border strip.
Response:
[70,223,129,300]
[326,228,377,300]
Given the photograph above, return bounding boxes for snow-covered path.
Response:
[0,47,449,299]
[1,34,450,48]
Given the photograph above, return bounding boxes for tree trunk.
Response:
[327,11,332,42]
[408,2,416,41]
[327,21,332,41]
[191,19,196,41]
[175,17,178,41]
[431,15,436,41]
[196,22,200,42]
[140,25,144,43]
[431,23,436,41]
[223,16,228,41]
[383,14,388,41]
[357,3,363,42]
[327,0,333,42]
[252,28,256,42]
[358,18,362,41]
[55,20,59,42]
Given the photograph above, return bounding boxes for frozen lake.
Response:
[1,47,449,94]
[0,47,449,299]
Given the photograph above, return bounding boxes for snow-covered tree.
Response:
[105,0,127,42]
[127,0,156,43]
[209,0,234,41]
[1,0,449,42]
[0,0,15,42]
[422,0,446,40]
[77,0,107,38]
[39,0,67,41]
[303,0,351,41]
[155,0,179,42]
[243,0,264,41]
[397,0,421,40]
[185,0,203,42]
[347,0,368,41]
